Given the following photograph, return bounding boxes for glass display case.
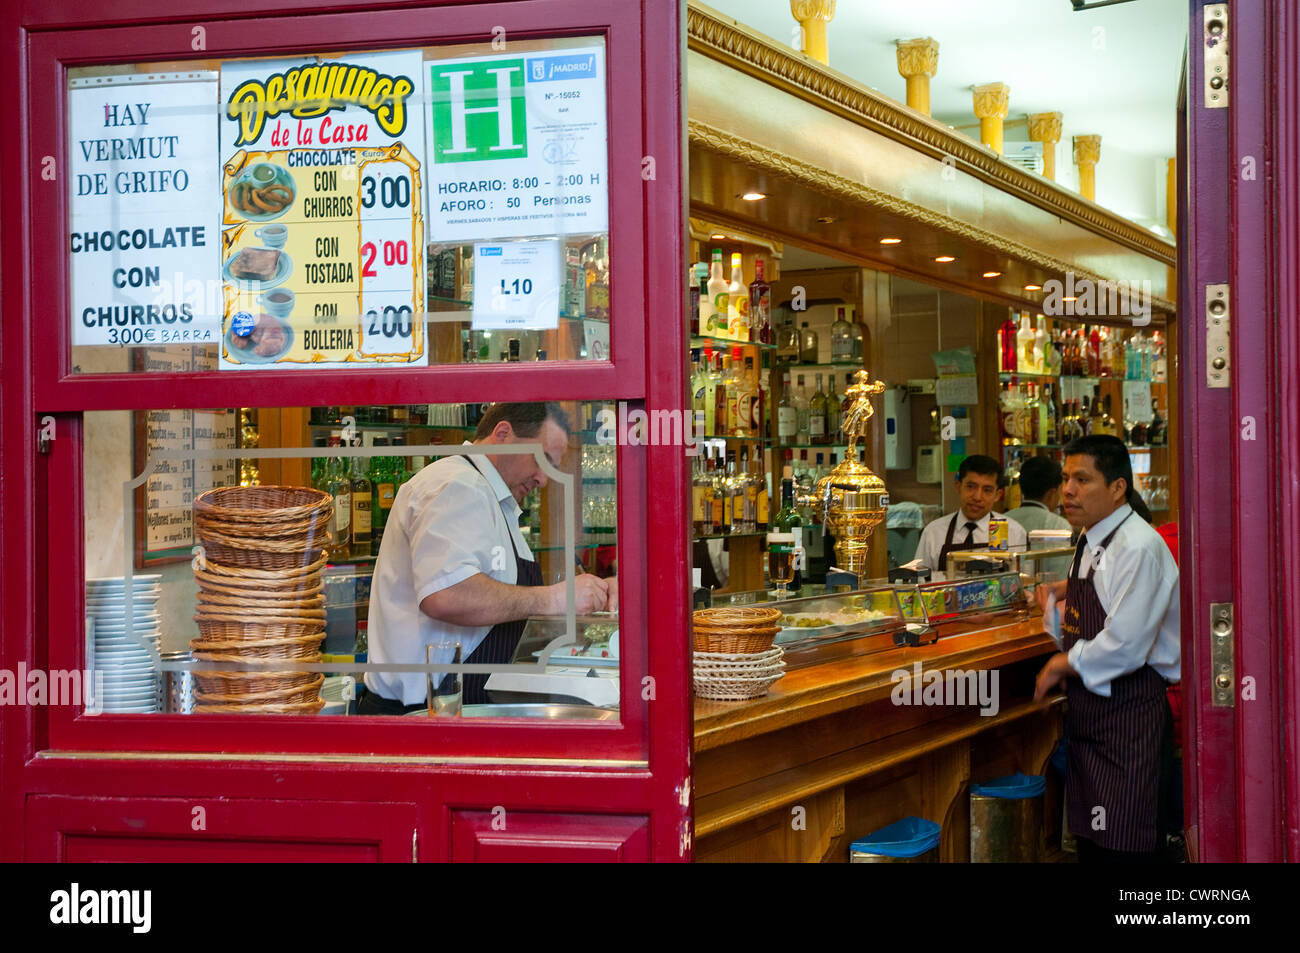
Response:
[712,584,906,647]
[893,571,1027,624]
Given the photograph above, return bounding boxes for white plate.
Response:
[223,314,294,363]
[88,574,162,584]
[222,250,293,291]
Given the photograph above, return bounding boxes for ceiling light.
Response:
[741,192,766,201]
[710,233,725,239]
[1024,284,1042,291]
[1063,296,1077,301]
[983,271,1001,278]
[879,237,902,245]
[935,256,956,263]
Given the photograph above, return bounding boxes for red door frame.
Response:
[0,0,692,861]
[1181,0,1295,862]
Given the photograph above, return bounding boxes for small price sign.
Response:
[471,239,561,330]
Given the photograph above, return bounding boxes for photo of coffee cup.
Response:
[259,288,295,318]
[255,224,288,249]
[251,163,278,184]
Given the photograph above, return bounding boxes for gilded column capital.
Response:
[896,37,939,79]
[790,0,836,23]
[1028,111,1063,144]
[1073,134,1102,166]
[790,0,836,65]
[972,82,1010,120]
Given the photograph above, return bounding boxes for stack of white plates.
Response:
[86,575,163,714]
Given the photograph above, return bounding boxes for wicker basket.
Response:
[196,591,326,610]
[694,646,786,677]
[196,576,324,599]
[691,606,784,653]
[190,632,324,659]
[194,485,332,525]
[196,554,328,580]
[194,616,325,642]
[192,668,320,696]
[195,698,326,715]
[693,670,786,701]
[197,539,327,571]
[196,673,324,705]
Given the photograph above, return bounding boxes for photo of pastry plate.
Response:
[222,249,293,290]
[228,163,296,222]
[224,313,294,364]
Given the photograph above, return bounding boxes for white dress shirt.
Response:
[365,447,535,704]
[1042,503,1181,697]
[914,510,1028,575]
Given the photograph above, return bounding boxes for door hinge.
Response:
[1210,602,1234,707]
[1206,284,1229,388]
[412,828,418,863]
[1203,4,1228,109]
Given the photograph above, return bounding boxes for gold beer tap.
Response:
[813,370,889,576]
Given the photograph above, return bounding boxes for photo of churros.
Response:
[228,162,296,221]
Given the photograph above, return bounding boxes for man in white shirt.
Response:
[362,402,609,713]
[1003,456,1073,578]
[913,454,1028,576]
[1033,435,1179,862]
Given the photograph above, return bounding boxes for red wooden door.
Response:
[1180,0,1297,862]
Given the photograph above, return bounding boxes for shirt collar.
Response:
[1021,500,1048,511]
[461,441,518,511]
[955,510,991,531]
[1083,503,1132,551]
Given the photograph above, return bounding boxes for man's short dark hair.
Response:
[1062,434,1152,523]
[1019,456,1063,501]
[956,454,1003,483]
[475,401,571,440]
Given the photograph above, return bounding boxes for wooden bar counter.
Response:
[693,613,1066,862]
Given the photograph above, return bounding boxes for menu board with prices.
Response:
[134,348,238,565]
[218,51,426,369]
[69,73,222,348]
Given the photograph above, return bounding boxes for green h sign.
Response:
[431,59,527,164]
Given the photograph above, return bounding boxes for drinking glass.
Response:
[426,641,462,716]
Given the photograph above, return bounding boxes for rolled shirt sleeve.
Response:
[1066,544,1178,696]
[401,476,497,603]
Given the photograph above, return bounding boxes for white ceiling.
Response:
[702,0,1188,223]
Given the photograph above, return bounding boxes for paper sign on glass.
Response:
[471,240,561,330]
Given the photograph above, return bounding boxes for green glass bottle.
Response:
[767,473,803,596]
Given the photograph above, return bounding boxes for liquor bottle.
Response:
[1099,394,1118,436]
[1017,314,1035,373]
[777,371,798,442]
[1042,383,1058,446]
[809,373,828,444]
[751,259,773,344]
[1088,325,1102,377]
[693,452,714,536]
[1000,312,1018,373]
[349,448,374,558]
[795,374,810,444]
[726,253,750,340]
[1152,331,1167,382]
[1148,400,1167,445]
[325,436,352,560]
[826,375,842,444]
[690,347,706,435]
[694,262,711,335]
[830,306,854,362]
[713,351,730,436]
[311,436,328,490]
[850,307,869,362]
[725,451,744,534]
[1047,327,1064,377]
[750,355,768,438]
[776,308,800,364]
[701,348,718,435]
[688,264,700,334]
[799,322,819,363]
[769,474,803,594]
[1024,384,1042,445]
[999,380,1022,446]
[1110,328,1126,379]
[756,460,769,532]
[706,249,728,336]
[725,347,745,436]
[369,438,395,549]
[709,448,725,534]
[390,404,409,425]
[1098,328,1114,379]
[1034,316,1048,374]
[583,236,610,322]
[740,447,758,533]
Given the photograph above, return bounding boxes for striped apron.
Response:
[461,458,543,706]
[1061,512,1171,853]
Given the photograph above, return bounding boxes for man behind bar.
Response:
[1034,435,1180,862]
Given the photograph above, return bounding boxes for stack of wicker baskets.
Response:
[692,606,787,701]
[190,486,332,714]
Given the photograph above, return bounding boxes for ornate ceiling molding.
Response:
[690,119,1175,314]
[686,2,1176,268]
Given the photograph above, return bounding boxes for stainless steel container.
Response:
[160,651,196,714]
[970,775,1045,862]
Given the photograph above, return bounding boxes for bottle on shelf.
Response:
[751,259,773,345]
[826,375,842,444]
[1024,384,1042,445]
[1033,315,1048,374]
[724,450,743,534]
[691,348,708,435]
[1099,328,1115,379]
[777,371,798,442]
[999,380,1023,446]
[349,447,374,558]
[1041,382,1058,446]
[1152,330,1167,382]
[1149,399,1167,445]
[694,261,711,335]
[809,373,828,445]
[693,452,715,536]
[709,447,725,534]
[850,307,869,362]
[830,306,854,363]
[726,252,750,340]
[769,471,803,593]
[702,347,719,435]
[1017,313,1035,373]
[583,236,610,323]
[776,308,800,364]
[1087,325,1102,377]
[325,436,352,560]
[1047,326,1064,376]
[799,321,819,364]
[688,263,701,333]
[1000,311,1018,373]
[756,458,769,532]
[713,350,729,436]
[706,249,728,336]
[740,447,758,533]
[725,347,745,436]
[390,404,409,425]
[794,373,810,444]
